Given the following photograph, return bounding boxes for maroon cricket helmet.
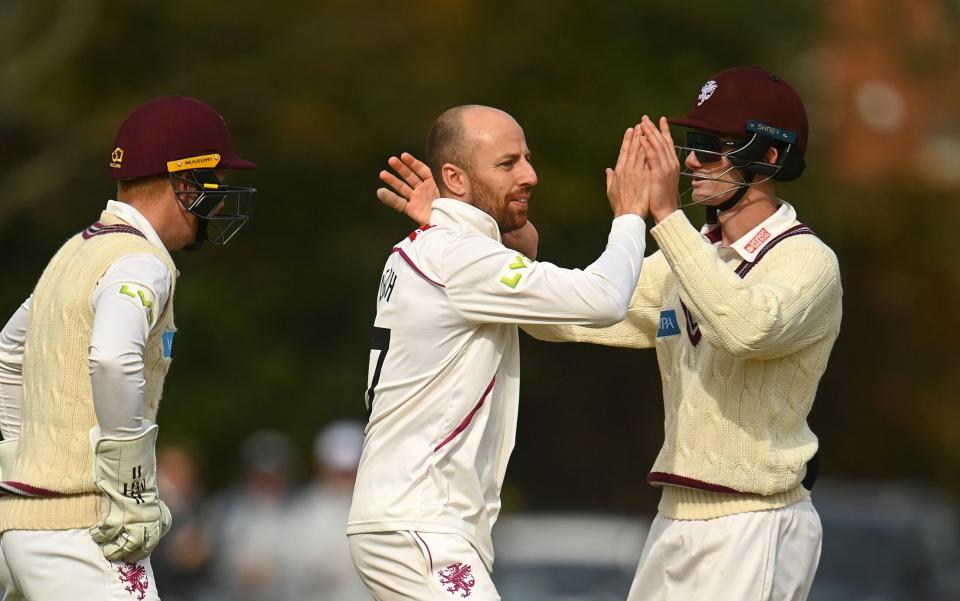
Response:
[669,66,808,155]
[108,96,256,180]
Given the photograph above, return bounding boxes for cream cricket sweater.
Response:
[0,212,176,531]
[525,205,842,520]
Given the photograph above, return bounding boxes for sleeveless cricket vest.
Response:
[0,212,177,532]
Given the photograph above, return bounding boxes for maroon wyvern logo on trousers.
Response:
[118,562,149,600]
[438,562,476,598]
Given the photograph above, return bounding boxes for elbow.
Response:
[89,348,140,380]
[592,297,629,327]
[712,327,778,359]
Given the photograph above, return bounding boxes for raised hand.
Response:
[376,152,438,225]
[605,125,650,219]
[501,221,539,261]
[638,116,681,222]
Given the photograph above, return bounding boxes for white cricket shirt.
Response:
[347,198,646,569]
[0,201,174,441]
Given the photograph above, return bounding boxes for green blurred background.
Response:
[2,0,958,514]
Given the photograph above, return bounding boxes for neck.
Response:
[716,185,779,245]
[123,196,180,250]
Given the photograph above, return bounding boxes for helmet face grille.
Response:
[172,169,257,246]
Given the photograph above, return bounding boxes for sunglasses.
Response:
[682,131,747,164]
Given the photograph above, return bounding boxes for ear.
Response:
[764,146,780,165]
[170,173,189,192]
[441,164,469,198]
[169,173,200,211]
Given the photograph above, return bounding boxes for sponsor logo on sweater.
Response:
[162,331,175,358]
[657,309,680,337]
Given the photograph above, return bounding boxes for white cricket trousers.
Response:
[627,497,822,601]
[349,531,501,601]
[0,529,159,601]
[0,541,23,601]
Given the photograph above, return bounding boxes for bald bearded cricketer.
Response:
[349,105,653,601]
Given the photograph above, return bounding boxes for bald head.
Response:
[425,105,520,196]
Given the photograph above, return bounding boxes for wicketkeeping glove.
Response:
[89,424,172,562]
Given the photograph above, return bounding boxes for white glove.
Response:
[0,439,17,479]
[89,424,171,562]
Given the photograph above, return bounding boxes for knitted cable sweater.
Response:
[525,206,842,519]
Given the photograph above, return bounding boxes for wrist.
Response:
[652,207,678,223]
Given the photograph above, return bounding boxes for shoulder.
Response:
[769,230,839,266]
[105,254,174,293]
[754,230,841,286]
[388,225,456,287]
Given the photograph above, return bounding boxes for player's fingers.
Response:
[637,125,660,168]
[629,125,644,167]
[605,167,614,195]
[658,117,675,151]
[379,170,414,198]
[389,155,423,188]
[99,530,138,562]
[641,116,668,168]
[377,187,408,213]
[400,152,434,182]
[385,155,405,178]
[90,525,112,544]
[100,540,125,561]
[659,117,681,170]
[655,116,676,162]
[615,128,633,172]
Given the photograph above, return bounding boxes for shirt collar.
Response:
[104,200,172,258]
[699,201,799,261]
[429,197,502,242]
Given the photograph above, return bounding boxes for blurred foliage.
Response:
[1,1,958,507]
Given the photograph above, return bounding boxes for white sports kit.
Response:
[348,198,646,600]
[0,201,174,601]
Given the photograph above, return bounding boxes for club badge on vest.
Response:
[657,309,680,338]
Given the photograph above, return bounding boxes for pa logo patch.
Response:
[162,331,175,358]
[657,309,680,337]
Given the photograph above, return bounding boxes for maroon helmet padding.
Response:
[109,96,256,180]
[668,66,808,154]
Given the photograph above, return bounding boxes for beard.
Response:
[470,175,528,233]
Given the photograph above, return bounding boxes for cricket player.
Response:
[0,96,256,600]
[348,104,651,601]
[377,68,842,601]
[530,68,842,600]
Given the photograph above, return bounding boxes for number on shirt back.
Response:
[365,327,391,415]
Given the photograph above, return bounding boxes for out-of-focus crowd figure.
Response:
[152,420,370,601]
